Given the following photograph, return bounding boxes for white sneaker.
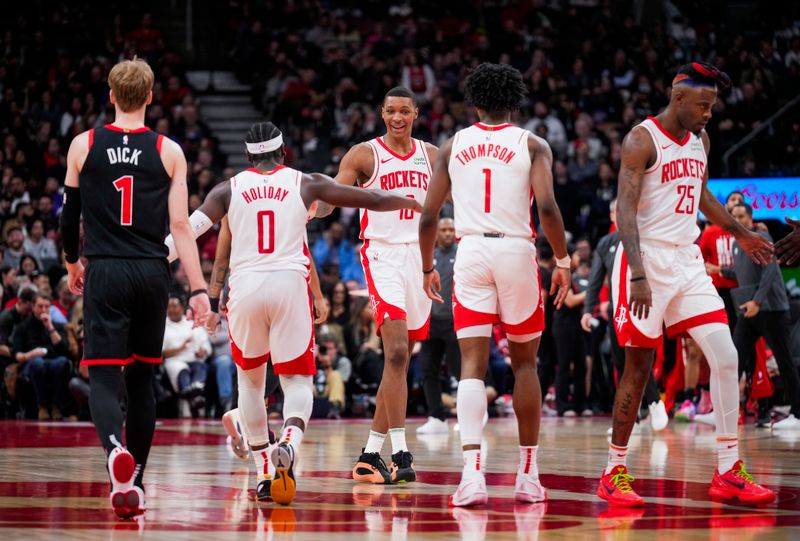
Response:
[562,410,577,418]
[581,409,594,417]
[514,472,547,503]
[648,401,668,432]
[773,414,800,430]
[222,409,249,460]
[416,416,449,435]
[694,412,716,427]
[108,447,143,518]
[450,473,488,507]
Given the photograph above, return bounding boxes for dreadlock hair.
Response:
[463,63,528,115]
[245,121,283,164]
[383,86,417,107]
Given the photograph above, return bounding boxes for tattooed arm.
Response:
[616,126,654,320]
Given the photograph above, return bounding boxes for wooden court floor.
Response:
[1,416,799,540]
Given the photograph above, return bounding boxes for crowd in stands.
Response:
[0,2,798,424]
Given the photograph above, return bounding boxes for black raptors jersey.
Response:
[79,125,170,259]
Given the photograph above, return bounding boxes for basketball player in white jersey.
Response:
[177,122,420,505]
[599,62,775,506]
[420,63,571,506]
[316,87,437,484]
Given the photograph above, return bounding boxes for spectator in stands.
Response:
[13,292,71,420]
[162,295,212,418]
[346,297,383,388]
[4,227,25,269]
[24,219,59,271]
[312,222,363,287]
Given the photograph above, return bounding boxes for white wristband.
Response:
[555,255,571,269]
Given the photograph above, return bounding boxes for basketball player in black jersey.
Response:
[60,58,210,519]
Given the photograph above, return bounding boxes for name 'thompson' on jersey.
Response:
[79,125,170,259]
[358,137,432,244]
[448,123,535,239]
[227,166,310,276]
[635,117,708,247]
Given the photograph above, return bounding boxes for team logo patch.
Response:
[614,306,628,332]
[123,135,129,145]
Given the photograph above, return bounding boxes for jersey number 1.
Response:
[257,210,275,254]
[113,175,133,226]
[483,169,492,213]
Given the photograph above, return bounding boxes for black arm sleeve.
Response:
[59,186,81,264]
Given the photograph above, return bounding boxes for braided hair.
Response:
[463,63,528,115]
[245,121,283,164]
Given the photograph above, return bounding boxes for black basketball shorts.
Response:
[81,258,170,366]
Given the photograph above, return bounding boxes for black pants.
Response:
[553,321,587,413]
[734,310,800,416]
[718,288,737,334]
[419,317,460,421]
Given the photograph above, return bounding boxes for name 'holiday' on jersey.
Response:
[358,137,432,244]
[448,123,536,239]
[227,166,311,276]
[79,125,170,259]
[635,117,708,247]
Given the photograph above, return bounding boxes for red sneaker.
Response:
[709,460,775,504]
[597,465,644,507]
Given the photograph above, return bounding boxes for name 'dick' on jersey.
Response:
[359,137,433,244]
[79,125,170,259]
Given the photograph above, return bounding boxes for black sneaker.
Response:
[256,478,272,501]
[390,451,416,483]
[352,449,392,484]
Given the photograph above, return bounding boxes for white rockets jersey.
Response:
[358,136,432,244]
[227,166,310,276]
[636,117,707,246]
[448,123,535,239]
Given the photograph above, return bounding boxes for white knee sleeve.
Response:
[457,378,487,447]
[236,365,269,446]
[280,374,314,428]
[689,325,740,435]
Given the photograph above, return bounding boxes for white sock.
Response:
[605,443,628,474]
[462,449,482,478]
[518,445,539,479]
[281,424,304,458]
[457,379,487,447]
[365,430,386,454]
[253,444,276,481]
[389,428,408,453]
[716,435,739,473]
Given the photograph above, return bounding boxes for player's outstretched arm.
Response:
[616,127,652,319]
[301,172,421,213]
[697,132,772,265]
[164,180,231,262]
[529,134,570,308]
[314,144,370,218]
[162,138,210,323]
[204,216,231,334]
[419,138,452,303]
[60,131,91,295]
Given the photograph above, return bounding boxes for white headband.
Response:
[245,133,283,154]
